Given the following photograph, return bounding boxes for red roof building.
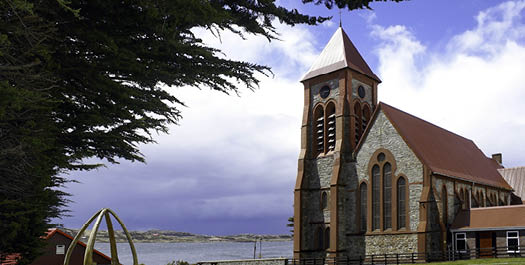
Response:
[1,228,113,265]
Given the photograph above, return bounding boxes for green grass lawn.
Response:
[402,257,525,264]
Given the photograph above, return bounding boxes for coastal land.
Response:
[62,228,292,243]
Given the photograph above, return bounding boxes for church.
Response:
[292,26,522,260]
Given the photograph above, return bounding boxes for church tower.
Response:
[293,27,381,259]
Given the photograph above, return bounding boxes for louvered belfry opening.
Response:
[326,102,336,152]
[362,105,371,133]
[354,102,362,145]
[314,106,325,155]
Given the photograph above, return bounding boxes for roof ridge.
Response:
[379,102,474,143]
[499,166,525,171]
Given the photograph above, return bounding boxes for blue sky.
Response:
[57,1,525,235]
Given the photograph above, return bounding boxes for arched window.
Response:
[316,227,323,250]
[326,102,336,152]
[321,191,328,210]
[472,190,479,208]
[359,182,367,233]
[397,177,406,229]
[354,102,362,145]
[383,163,392,230]
[478,191,484,207]
[368,150,404,233]
[314,105,324,155]
[442,186,448,226]
[459,189,465,210]
[372,165,380,231]
[324,227,330,249]
[362,105,371,133]
[465,190,470,209]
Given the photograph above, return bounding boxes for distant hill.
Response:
[61,228,292,243]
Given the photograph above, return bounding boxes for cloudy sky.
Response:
[58,0,525,235]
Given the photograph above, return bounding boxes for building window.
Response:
[314,106,324,155]
[324,227,330,250]
[326,102,336,152]
[397,177,406,229]
[383,163,392,230]
[362,105,371,133]
[354,102,362,145]
[477,191,484,207]
[359,182,367,233]
[368,150,406,233]
[316,227,324,250]
[507,231,520,253]
[321,191,328,210]
[56,244,65,255]
[372,165,380,231]
[455,233,467,253]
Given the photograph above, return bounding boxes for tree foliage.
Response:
[1,0,404,263]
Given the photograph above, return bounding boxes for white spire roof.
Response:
[301,27,380,82]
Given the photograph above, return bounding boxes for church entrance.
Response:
[478,232,493,258]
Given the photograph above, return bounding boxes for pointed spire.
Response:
[301,27,381,82]
[338,9,342,28]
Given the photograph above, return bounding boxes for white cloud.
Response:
[62,23,318,231]
[372,0,525,168]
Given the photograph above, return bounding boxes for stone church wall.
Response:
[300,155,334,257]
[355,111,423,255]
[311,79,339,106]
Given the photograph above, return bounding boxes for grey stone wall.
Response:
[356,111,423,233]
[351,79,372,106]
[433,177,456,226]
[311,79,339,106]
[365,234,418,254]
[197,258,288,265]
[301,154,334,255]
[354,111,424,255]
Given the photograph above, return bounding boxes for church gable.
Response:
[356,109,424,230]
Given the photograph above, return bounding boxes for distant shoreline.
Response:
[61,228,292,243]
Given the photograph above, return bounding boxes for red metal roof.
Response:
[46,228,113,262]
[301,27,381,82]
[1,229,113,264]
[451,205,525,231]
[374,102,512,190]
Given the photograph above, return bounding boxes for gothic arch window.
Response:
[326,102,336,152]
[368,149,404,233]
[472,190,479,208]
[362,104,371,133]
[477,191,484,207]
[383,163,392,230]
[463,189,470,209]
[371,164,380,231]
[321,191,328,210]
[459,189,465,210]
[314,105,324,155]
[397,177,407,229]
[442,185,448,226]
[324,227,330,249]
[359,182,367,233]
[316,227,323,250]
[486,192,492,207]
[353,101,362,145]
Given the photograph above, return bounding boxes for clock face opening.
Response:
[358,85,366,98]
[320,85,330,98]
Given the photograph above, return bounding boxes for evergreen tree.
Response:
[0,0,405,263]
